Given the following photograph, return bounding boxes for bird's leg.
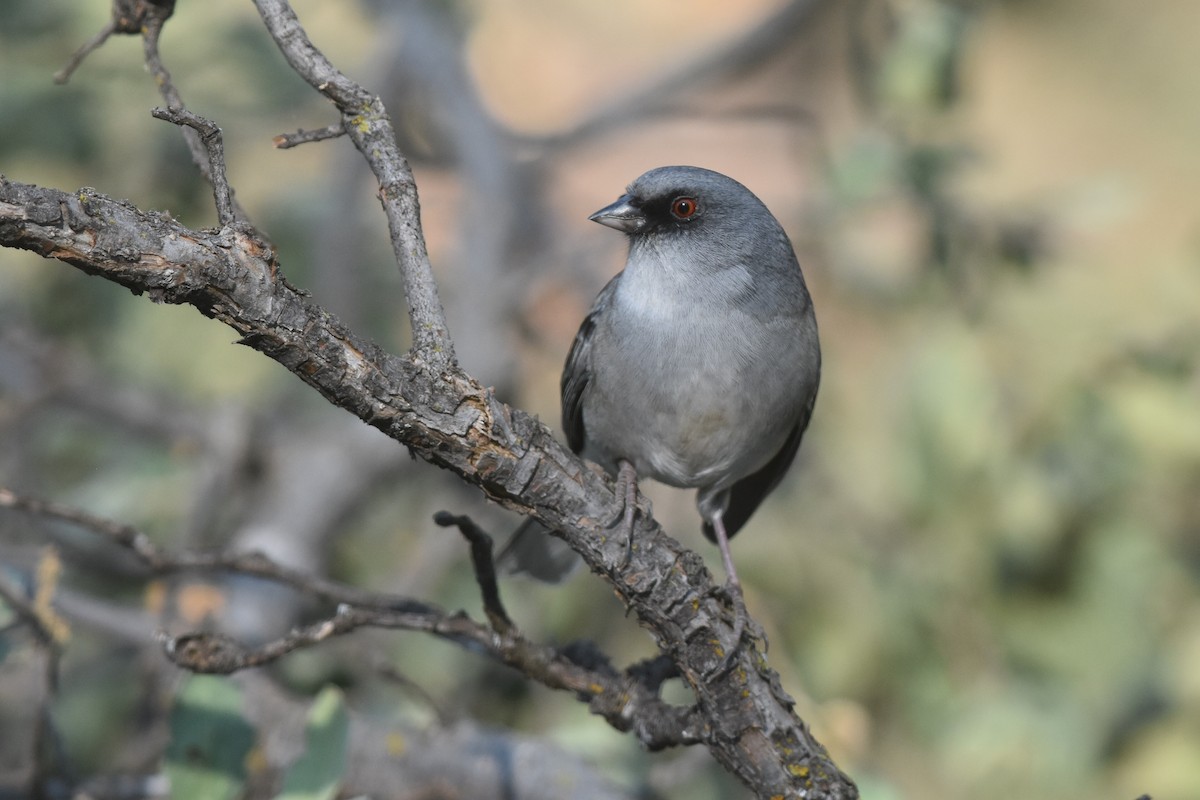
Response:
[607,459,639,568]
[708,510,766,676]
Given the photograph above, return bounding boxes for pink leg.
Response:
[709,510,765,676]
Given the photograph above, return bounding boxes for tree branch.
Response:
[150,107,235,228]
[1,487,703,752]
[434,511,515,633]
[251,0,454,369]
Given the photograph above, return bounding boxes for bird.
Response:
[502,165,820,655]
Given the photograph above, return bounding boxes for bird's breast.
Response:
[581,290,814,490]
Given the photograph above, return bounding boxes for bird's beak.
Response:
[589,194,646,234]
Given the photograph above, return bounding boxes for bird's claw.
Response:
[704,580,767,680]
[604,461,640,568]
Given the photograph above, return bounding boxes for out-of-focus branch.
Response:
[1,487,703,752]
[0,487,428,614]
[532,0,834,152]
[53,0,175,84]
[160,604,706,753]
[42,587,639,800]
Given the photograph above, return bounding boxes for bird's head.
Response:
[589,165,795,279]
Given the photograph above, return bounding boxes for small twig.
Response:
[141,9,251,226]
[253,0,455,368]
[3,486,702,749]
[0,486,431,614]
[52,0,247,226]
[53,20,118,84]
[0,572,53,649]
[150,108,236,227]
[433,511,513,633]
[157,602,704,749]
[273,123,347,149]
[139,6,183,109]
[160,607,361,673]
[52,0,175,84]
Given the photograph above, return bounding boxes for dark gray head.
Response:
[589,165,799,281]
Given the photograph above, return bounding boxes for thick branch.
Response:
[0,177,856,798]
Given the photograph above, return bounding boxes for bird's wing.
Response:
[702,390,817,543]
[561,273,622,453]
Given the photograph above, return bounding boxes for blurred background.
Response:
[2,0,1200,798]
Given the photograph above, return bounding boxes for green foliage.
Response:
[164,676,256,800]
[276,687,349,800]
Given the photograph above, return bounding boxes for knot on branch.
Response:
[160,631,249,675]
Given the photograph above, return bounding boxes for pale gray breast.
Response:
[580,262,814,491]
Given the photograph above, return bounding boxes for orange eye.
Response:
[671,196,699,220]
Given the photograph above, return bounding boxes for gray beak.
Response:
[589,194,646,234]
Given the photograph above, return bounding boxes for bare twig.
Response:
[0,486,430,614]
[2,487,703,751]
[135,4,249,224]
[150,108,236,227]
[158,604,706,751]
[53,0,176,84]
[53,20,118,84]
[0,572,55,651]
[272,123,347,149]
[434,511,513,633]
[251,0,454,369]
[53,0,249,226]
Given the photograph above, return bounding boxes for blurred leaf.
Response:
[164,675,256,800]
[878,1,970,113]
[275,686,349,800]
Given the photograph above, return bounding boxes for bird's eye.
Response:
[670,196,699,220]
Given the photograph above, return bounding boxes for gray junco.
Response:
[504,165,820,650]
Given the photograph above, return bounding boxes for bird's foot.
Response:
[702,511,766,678]
[605,460,640,568]
[705,579,768,679]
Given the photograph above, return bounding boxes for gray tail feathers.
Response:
[495,517,581,583]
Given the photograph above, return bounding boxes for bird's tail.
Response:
[495,517,581,583]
